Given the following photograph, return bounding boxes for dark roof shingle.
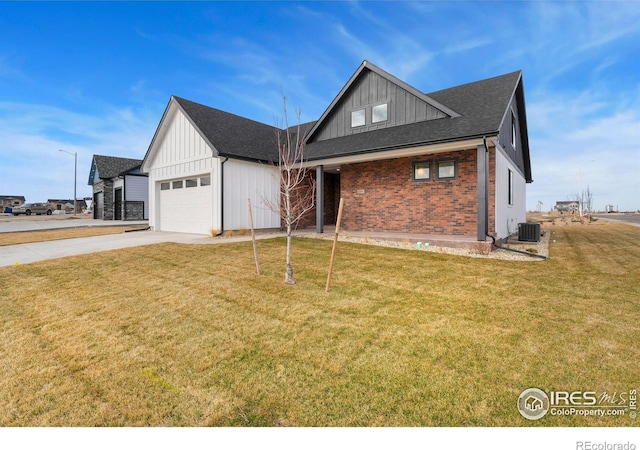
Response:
[174,97,281,162]
[305,71,522,160]
[92,155,142,181]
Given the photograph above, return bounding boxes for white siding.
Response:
[223,159,280,230]
[125,175,149,219]
[495,148,526,239]
[146,106,219,232]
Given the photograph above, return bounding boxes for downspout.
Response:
[216,157,229,236]
[482,136,489,239]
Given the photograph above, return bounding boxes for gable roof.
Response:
[142,63,531,181]
[305,61,460,143]
[88,155,143,185]
[304,71,529,172]
[174,96,280,162]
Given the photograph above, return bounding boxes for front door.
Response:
[114,188,122,220]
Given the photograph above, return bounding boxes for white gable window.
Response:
[351,109,365,127]
[372,103,388,123]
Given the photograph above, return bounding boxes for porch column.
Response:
[316,165,324,233]
[477,144,489,241]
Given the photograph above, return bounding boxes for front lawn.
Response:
[0,223,638,426]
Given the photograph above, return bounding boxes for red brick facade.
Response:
[338,149,486,236]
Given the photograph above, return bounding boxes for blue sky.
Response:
[1,1,639,212]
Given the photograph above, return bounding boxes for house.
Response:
[47,198,88,213]
[142,61,532,242]
[88,155,149,220]
[554,201,579,214]
[0,195,26,212]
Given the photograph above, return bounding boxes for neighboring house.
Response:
[142,60,532,241]
[88,155,149,220]
[47,198,88,212]
[555,201,579,213]
[0,196,26,211]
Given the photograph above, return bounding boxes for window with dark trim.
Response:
[412,161,432,181]
[511,111,517,148]
[351,109,365,128]
[372,103,388,123]
[508,169,514,206]
[437,160,458,180]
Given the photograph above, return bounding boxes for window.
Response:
[160,182,170,191]
[508,169,514,206]
[172,180,183,189]
[413,161,431,181]
[437,160,457,180]
[372,103,388,123]
[200,176,211,186]
[511,111,517,148]
[185,178,198,188]
[351,109,365,127]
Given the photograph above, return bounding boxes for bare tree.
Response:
[264,95,316,284]
[571,185,595,215]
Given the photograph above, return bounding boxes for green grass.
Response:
[0,223,638,426]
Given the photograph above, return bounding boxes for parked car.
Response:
[12,203,53,216]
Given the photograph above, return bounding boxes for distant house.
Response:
[0,195,25,211]
[88,155,149,220]
[142,60,532,241]
[47,198,88,213]
[555,201,579,213]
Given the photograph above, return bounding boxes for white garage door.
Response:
[159,176,213,234]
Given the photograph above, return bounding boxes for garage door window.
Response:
[172,180,183,189]
[200,176,211,186]
[185,178,198,188]
[160,182,170,191]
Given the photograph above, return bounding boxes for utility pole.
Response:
[59,149,78,215]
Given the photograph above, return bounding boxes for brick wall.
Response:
[340,149,480,236]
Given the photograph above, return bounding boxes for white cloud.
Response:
[0,101,158,203]
[526,89,640,212]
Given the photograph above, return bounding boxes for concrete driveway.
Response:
[0,214,148,233]
[0,228,285,268]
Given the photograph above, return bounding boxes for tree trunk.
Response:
[284,223,296,284]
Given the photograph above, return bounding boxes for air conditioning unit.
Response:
[518,222,541,242]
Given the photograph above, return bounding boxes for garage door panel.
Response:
[159,181,213,234]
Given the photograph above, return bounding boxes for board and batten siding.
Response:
[222,159,280,230]
[494,147,526,239]
[314,69,447,141]
[146,106,220,231]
